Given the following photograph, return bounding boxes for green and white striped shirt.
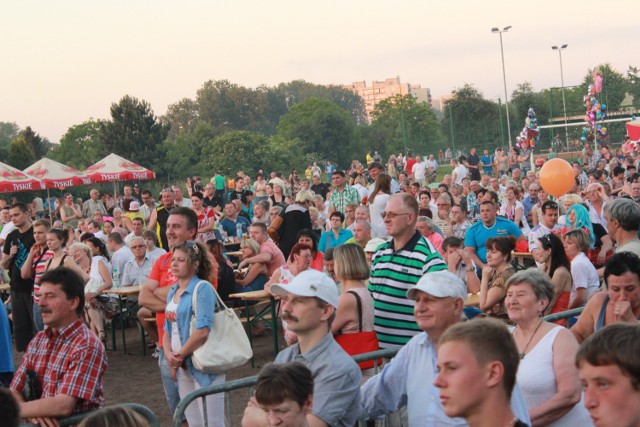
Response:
[368,231,447,349]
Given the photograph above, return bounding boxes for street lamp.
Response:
[491,25,513,150]
[552,44,569,150]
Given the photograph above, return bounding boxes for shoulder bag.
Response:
[334,290,381,370]
[190,280,253,374]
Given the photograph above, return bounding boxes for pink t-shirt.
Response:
[260,239,286,277]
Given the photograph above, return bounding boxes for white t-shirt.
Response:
[412,162,427,180]
[453,165,468,185]
[166,299,182,352]
[570,252,600,306]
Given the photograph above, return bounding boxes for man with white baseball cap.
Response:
[242,269,362,427]
[361,271,530,426]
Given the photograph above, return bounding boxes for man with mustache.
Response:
[10,267,107,425]
[243,269,361,427]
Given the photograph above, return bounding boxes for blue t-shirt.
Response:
[220,216,251,237]
[481,155,493,173]
[464,217,522,263]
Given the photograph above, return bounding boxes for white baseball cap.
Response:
[406,271,467,301]
[270,269,340,308]
[364,237,387,253]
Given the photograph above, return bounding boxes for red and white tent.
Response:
[24,158,93,189]
[83,153,155,182]
[0,161,46,194]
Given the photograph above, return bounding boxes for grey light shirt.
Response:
[275,332,362,427]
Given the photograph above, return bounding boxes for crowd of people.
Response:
[2,136,640,426]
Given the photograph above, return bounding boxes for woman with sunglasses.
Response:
[163,240,225,427]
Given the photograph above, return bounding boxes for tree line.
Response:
[2,63,638,183]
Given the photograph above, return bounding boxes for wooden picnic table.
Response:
[0,283,10,292]
[226,250,243,257]
[104,285,141,297]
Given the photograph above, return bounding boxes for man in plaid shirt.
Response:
[11,267,107,424]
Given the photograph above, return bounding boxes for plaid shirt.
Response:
[11,318,107,414]
[329,185,360,213]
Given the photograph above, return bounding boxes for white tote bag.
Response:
[190,281,253,374]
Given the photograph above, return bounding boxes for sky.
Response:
[1,0,636,143]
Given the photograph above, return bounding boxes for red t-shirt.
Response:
[150,251,218,348]
[406,158,417,175]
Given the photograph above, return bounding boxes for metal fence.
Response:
[173,348,398,427]
[173,305,585,427]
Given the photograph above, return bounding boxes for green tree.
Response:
[200,131,303,176]
[276,98,355,162]
[99,95,170,169]
[369,94,442,155]
[0,121,20,160]
[441,84,502,151]
[50,120,103,169]
[163,98,200,139]
[19,126,50,160]
[7,136,35,169]
[160,121,217,181]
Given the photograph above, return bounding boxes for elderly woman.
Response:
[416,216,444,255]
[571,251,640,345]
[505,269,591,426]
[235,238,269,293]
[479,236,516,319]
[296,229,323,272]
[563,229,600,310]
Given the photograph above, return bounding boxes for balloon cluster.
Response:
[581,68,608,143]
[516,107,539,149]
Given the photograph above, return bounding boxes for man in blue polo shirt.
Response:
[465,200,524,269]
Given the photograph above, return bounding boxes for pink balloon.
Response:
[595,75,603,94]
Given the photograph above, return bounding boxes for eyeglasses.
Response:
[381,212,410,219]
[130,245,146,249]
[436,203,450,207]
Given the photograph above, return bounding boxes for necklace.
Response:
[518,320,544,359]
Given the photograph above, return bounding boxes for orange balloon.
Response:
[539,158,574,197]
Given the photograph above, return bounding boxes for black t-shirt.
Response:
[202,196,219,209]
[311,183,329,200]
[228,190,244,201]
[3,226,35,293]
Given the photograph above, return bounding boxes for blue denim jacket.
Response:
[164,276,221,386]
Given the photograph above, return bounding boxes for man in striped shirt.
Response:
[368,193,447,349]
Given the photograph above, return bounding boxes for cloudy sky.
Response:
[1,0,636,142]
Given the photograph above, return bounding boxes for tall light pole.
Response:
[552,44,569,151]
[491,26,513,150]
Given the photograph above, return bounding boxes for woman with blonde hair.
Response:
[234,238,269,293]
[331,244,378,379]
[563,229,600,310]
